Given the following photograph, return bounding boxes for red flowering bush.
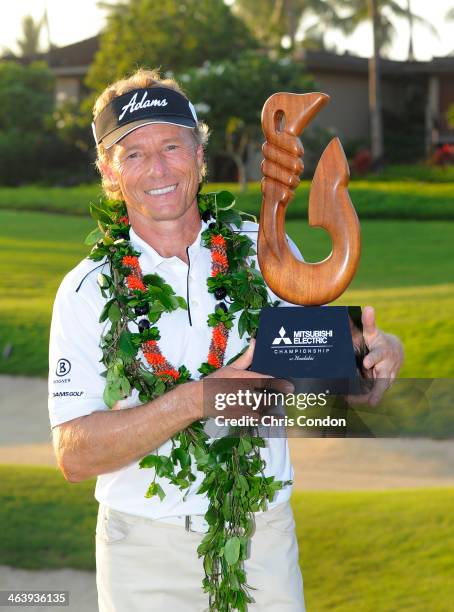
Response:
[431,144,454,166]
[351,149,372,175]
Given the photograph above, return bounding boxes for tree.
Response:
[333,0,436,57]
[233,0,342,54]
[86,0,257,93]
[0,61,53,132]
[16,14,44,57]
[406,0,415,60]
[0,62,91,185]
[446,8,454,131]
[446,7,454,55]
[0,61,53,184]
[368,0,384,166]
[332,0,436,167]
[180,52,315,191]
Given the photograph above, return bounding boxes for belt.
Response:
[156,514,209,534]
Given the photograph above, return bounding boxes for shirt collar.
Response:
[129,219,208,272]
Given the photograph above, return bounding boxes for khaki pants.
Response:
[96,501,305,611]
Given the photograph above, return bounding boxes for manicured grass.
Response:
[0,184,103,216]
[336,285,454,379]
[288,219,454,289]
[1,210,453,378]
[289,219,454,379]
[281,218,454,379]
[294,488,454,611]
[363,163,454,183]
[0,465,97,570]
[1,179,454,220]
[1,466,453,611]
[0,212,95,376]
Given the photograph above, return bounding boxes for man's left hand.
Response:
[352,305,404,406]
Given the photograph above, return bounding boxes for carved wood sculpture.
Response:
[258,92,361,305]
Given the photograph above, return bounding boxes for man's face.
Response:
[106,123,203,224]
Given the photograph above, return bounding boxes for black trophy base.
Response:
[251,305,363,395]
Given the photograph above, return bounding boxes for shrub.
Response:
[0,61,94,185]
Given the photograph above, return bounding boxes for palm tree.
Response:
[368,0,384,166]
[233,0,342,54]
[406,0,439,60]
[16,15,44,57]
[333,0,436,166]
[334,0,436,57]
[406,0,415,60]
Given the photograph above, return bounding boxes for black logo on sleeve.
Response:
[53,391,84,398]
[56,359,71,377]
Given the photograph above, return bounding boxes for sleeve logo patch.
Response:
[56,359,71,377]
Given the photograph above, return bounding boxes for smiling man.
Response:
[48,68,403,612]
[100,121,204,258]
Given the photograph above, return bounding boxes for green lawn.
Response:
[0,466,97,570]
[0,466,452,611]
[295,488,454,611]
[1,179,454,220]
[1,210,453,377]
[363,163,454,183]
[0,212,94,376]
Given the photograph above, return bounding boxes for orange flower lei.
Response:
[122,233,230,381]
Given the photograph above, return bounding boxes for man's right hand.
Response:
[207,339,260,378]
[203,339,294,419]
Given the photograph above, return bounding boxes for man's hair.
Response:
[93,68,209,201]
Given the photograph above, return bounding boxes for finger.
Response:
[233,368,290,389]
[230,339,255,370]
[363,344,388,371]
[260,377,295,394]
[345,377,390,407]
[368,378,391,406]
[361,306,378,343]
[234,369,273,379]
[348,314,364,348]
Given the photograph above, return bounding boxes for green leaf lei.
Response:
[86,191,291,611]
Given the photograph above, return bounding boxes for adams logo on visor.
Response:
[92,87,198,148]
[118,91,168,121]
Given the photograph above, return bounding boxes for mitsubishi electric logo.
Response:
[272,327,292,345]
[271,327,334,347]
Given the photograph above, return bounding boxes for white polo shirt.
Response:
[48,220,298,519]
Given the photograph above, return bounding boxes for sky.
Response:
[0,0,452,61]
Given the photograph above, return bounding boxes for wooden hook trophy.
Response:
[251,92,363,392]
